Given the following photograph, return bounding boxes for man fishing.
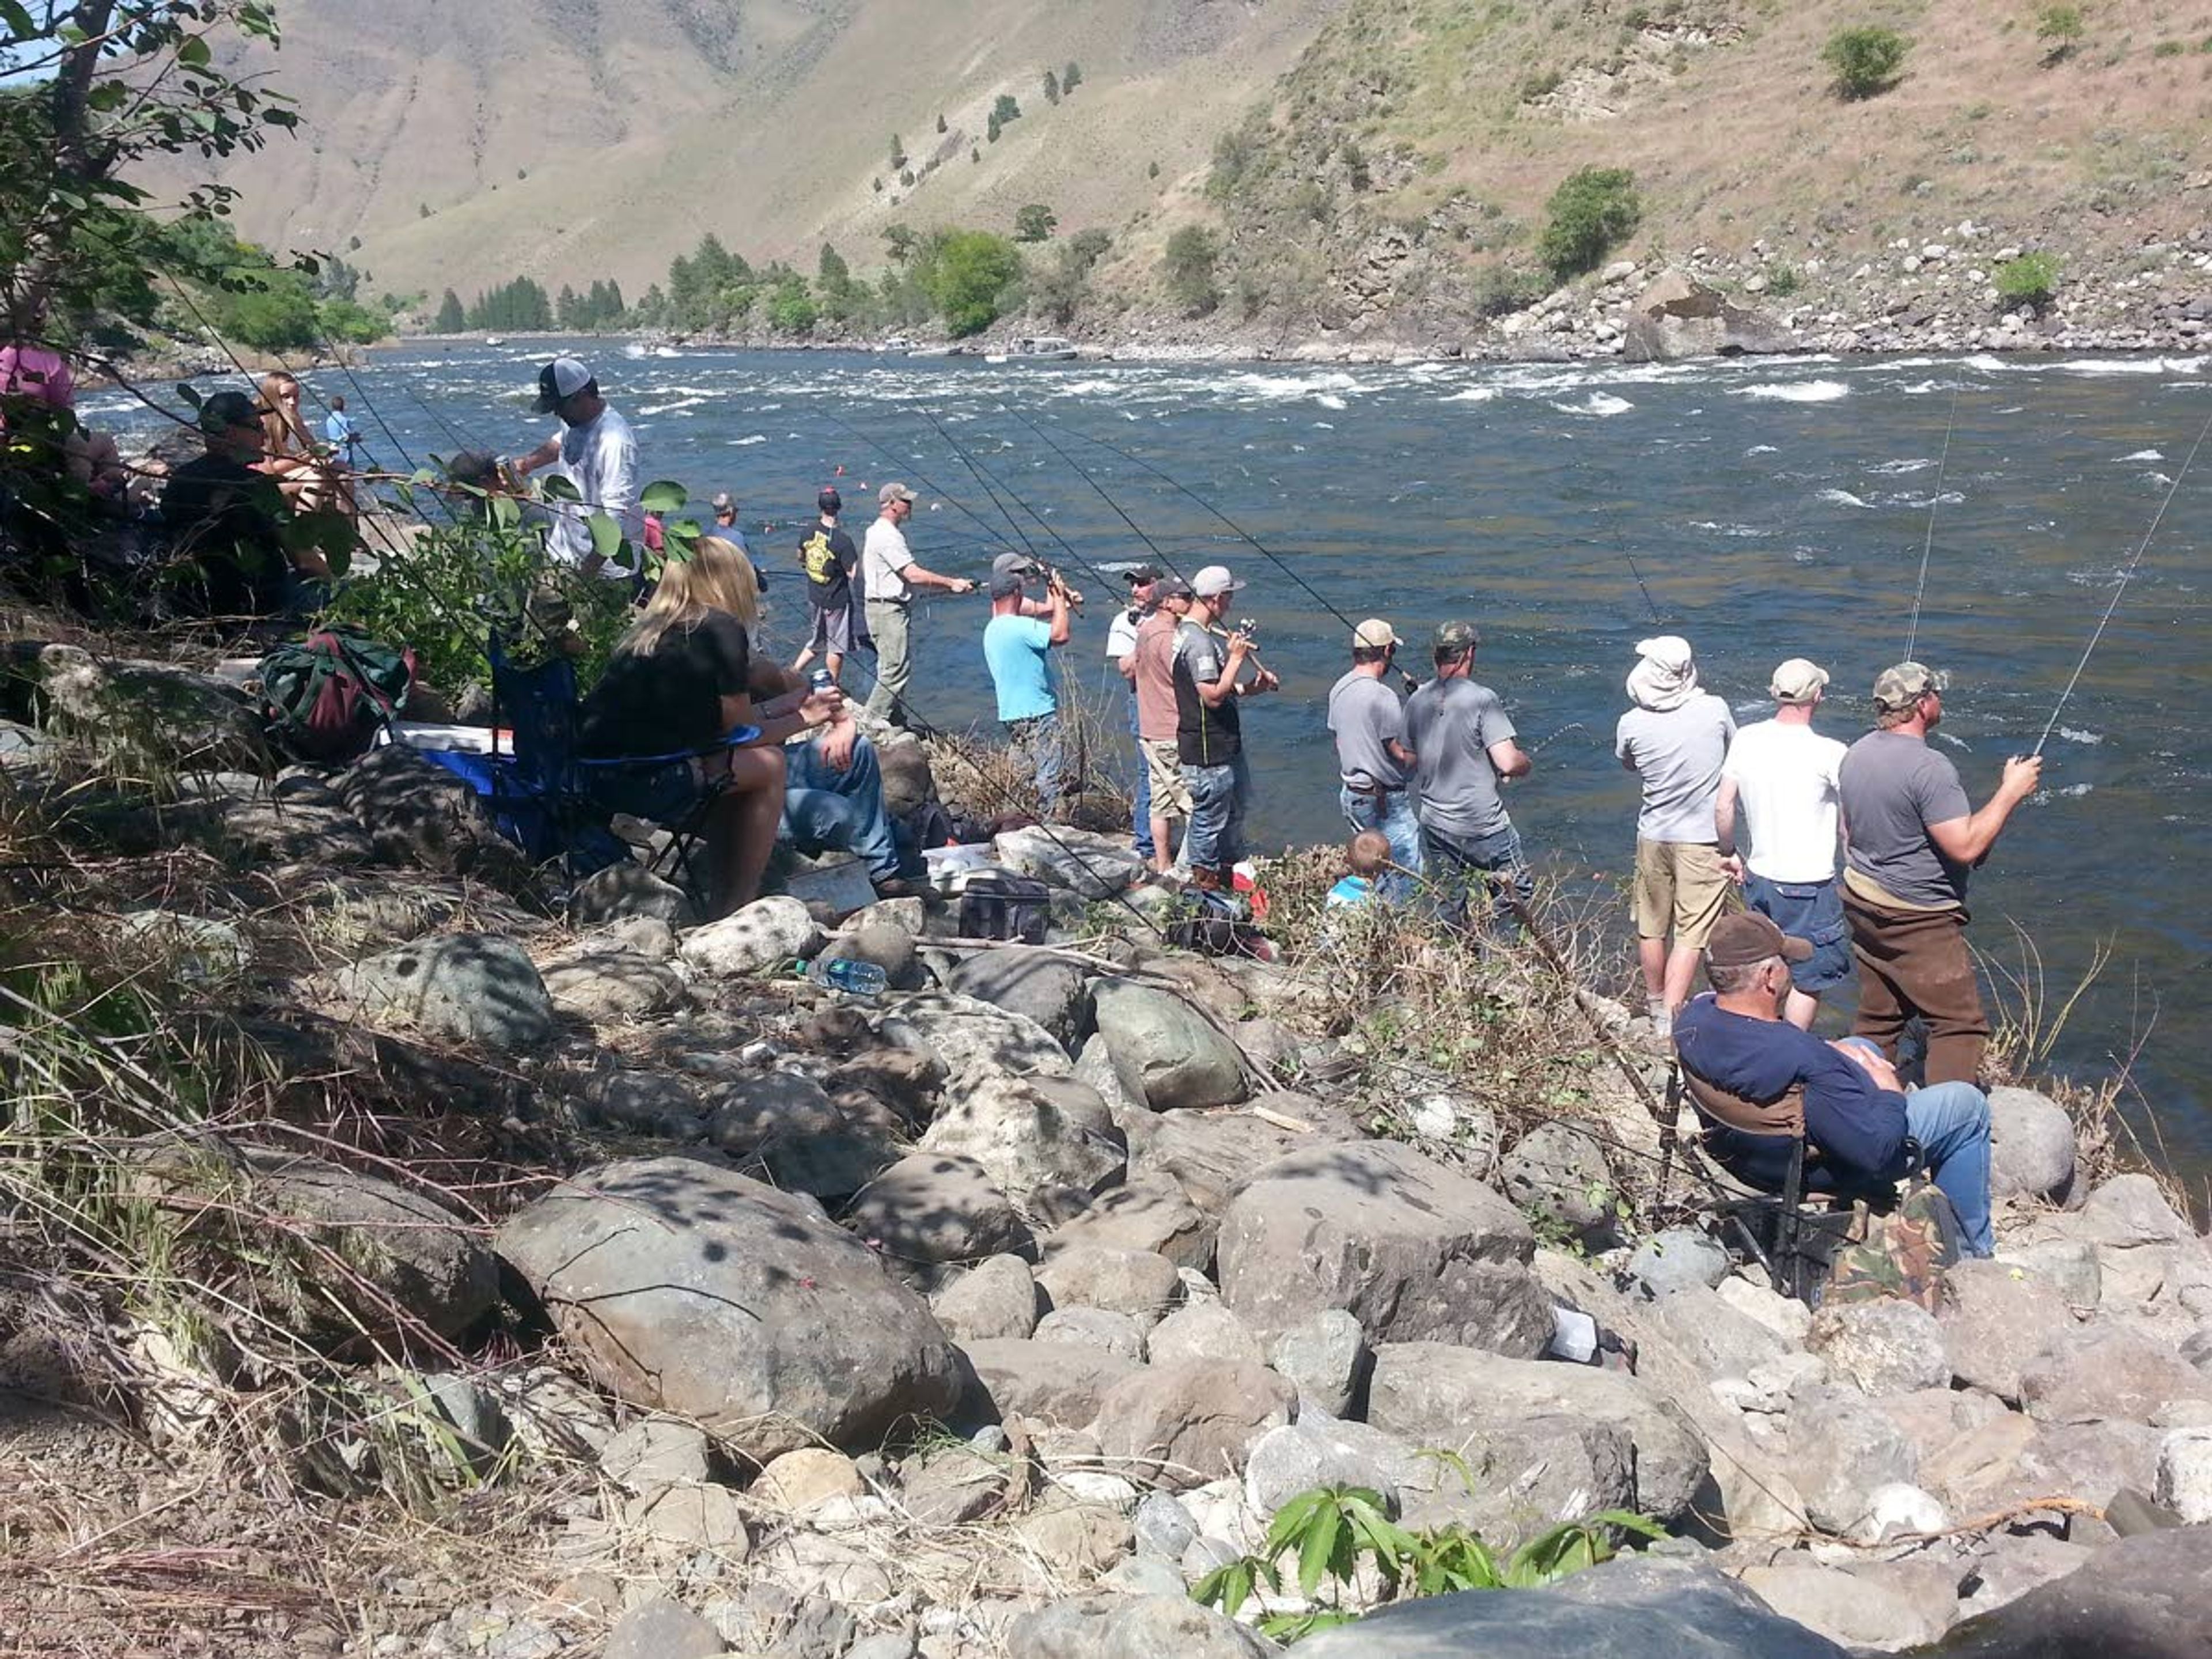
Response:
[1405,620,1534,930]
[1838,662,2041,1086]
[982,562,1073,819]
[1134,575,1193,873]
[1328,619,1421,901]
[1616,635,1736,1022]
[861,482,977,727]
[792,487,861,686]
[513,357,642,582]
[1108,565,1164,863]
[1715,658,1851,1030]
[1172,566,1278,892]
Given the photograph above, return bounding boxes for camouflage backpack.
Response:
[1819,1175,1963,1311]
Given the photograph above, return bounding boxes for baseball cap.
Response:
[878,481,917,507]
[988,570,1025,600]
[198,389,262,433]
[1769,658,1830,703]
[1155,575,1192,601]
[1434,619,1480,655]
[1191,565,1244,598]
[1353,619,1399,650]
[532,357,593,414]
[1706,912,1813,968]
[993,551,1042,582]
[1123,563,1162,585]
[1872,661,1949,713]
[817,487,842,513]
[710,491,736,513]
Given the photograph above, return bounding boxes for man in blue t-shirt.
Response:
[982,565,1072,819]
[1674,912,1993,1255]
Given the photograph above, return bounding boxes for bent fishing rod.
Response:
[1904,384,1961,661]
[2032,399,2212,759]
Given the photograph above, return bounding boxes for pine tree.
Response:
[1063,60,1083,94]
[1043,69,1060,105]
[434,289,465,332]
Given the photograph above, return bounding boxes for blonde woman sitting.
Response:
[256,370,340,512]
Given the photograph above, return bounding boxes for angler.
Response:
[861,481,978,728]
[1171,566,1279,894]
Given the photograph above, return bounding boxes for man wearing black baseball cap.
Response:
[161,387,328,615]
[793,487,862,685]
[1108,565,1164,861]
[512,357,641,581]
[1675,911,1994,1256]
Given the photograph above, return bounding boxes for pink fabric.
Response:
[0,344,75,411]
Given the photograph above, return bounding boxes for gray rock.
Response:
[898,1442,1009,1525]
[875,992,1073,1088]
[117,910,249,983]
[1035,1306,1149,1363]
[930,1253,1040,1342]
[1959,1532,2100,1616]
[541,949,687,1022]
[1938,1257,2077,1401]
[825,922,926,991]
[1997,1238,2103,1311]
[33,645,270,772]
[1294,1554,1847,1656]
[1043,1175,1217,1273]
[958,1337,1142,1429]
[921,1075,1126,1203]
[1036,1244,1184,1326]
[1621,270,1798,363]
[1366,1343,1707,1524]
[1809,1299,1950,1396]
[1133,1491,1199,1561]
[1741,1559,1953,1651]
[1093,1361,1298,1491]
[1242,1418,1423,1517]
[579,1066,706,1137]
[1499,1122,1618,1240]
[845,1637,918,1659]
[1624,1229,1730,1298]
[605,1597,726,1659]
[568,861,696,927]
[843,1153,1034,1281]
[825,1046,945,1126]
[1217,1141,1554,1357]
[1091,978,1249,1113]
[993,825,1147,898]
[1149,1301,1266,1370]
[709,1070,900,1199]
[1647,1284,1793,1381]
[622,1480,751,1558]
[1268,1309,1371,1418]
[1183,1533,1242,1583]
[336,746,524,878]
[497,1156,962,1461]
[946,948,1094,1051]
[1986,1085,2077,1200]
[679,896,823,976]
[2157,1429,2212,1524]
[326,933,555,1051]
[1100,1556,1190,1600]
[2020,1325,2212,1425]
[1785,1384,1919,1534]
[1128,1096,1362,1213]
[599,1416,727,1495]
[1934,1522,2212,1657]
[1006,1592,1274,1658]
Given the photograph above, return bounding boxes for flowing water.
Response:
[85,343,2212,1167]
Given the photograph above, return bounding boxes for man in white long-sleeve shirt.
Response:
[514,357,641,581]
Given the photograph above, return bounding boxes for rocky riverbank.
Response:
[3,632,2211,1657]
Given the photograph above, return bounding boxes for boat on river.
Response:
[986,335,1080,364]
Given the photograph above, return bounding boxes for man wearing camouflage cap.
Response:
[1837,662,2041,1085]
[1405,620,1533,930]
[1328,618,1421,900]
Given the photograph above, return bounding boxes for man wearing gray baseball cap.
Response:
[512,357,641,581]
[1714,657,1850,1029]
[859,482,976,726]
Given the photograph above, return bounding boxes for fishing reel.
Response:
[1234,618,1260,640]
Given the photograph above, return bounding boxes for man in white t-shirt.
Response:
[1108,565,1161,861]
[861,482,976,726]
[513,357,642,582]
[1715,657,1850,1029]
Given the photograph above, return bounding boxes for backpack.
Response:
[259,626,415,764]
[1819,1175,1963,1312]
[957,873,1050,943]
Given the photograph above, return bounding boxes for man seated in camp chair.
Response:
[1673,912,1995,1257]
[745,658,922,900]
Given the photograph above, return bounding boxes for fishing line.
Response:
[1904,384,1960,661]
[815,407,1023,557]
[1607,509,1665,627]
[914,404,1040,562]
[2032,400,2212,759]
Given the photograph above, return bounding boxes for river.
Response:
[85,342,2212,1168]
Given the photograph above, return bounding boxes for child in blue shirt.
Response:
[1325,831,1393,911]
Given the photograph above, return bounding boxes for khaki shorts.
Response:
[1142,738,1192,816]
[1633,838,1729,947]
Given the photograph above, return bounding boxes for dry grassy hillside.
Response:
[173,0,1347,301]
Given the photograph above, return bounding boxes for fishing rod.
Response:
[1605,507,1666,627]
[913,405,1041,563]
[815,406,1028,566]
[1904,385,1961,661]
[2032,400,2212,759]
[921,407,1139,605]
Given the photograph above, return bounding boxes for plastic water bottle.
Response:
[812,957,886,997]
[809,667,836,694]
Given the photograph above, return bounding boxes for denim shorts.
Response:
[1745,872,1852,993]
[584,754,721,827]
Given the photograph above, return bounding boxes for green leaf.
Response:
[177,33,211,66]
[586,512,622,560]
[638,478,687,514]
[1296,1501,1341,1598]
[539,475,581,502]
[490,494,520,532]
[0,0,35,35]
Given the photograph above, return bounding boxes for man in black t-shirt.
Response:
[160,388,322,618]
[791,487,864,685]
[1170,565,1278,890]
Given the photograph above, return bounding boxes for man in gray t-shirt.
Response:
[1405,620,1532,930]
[1615,635,1737,1020]
[1328,619,1420,897]
[1837,661,2041,1086]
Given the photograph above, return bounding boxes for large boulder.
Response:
[1499,1122,1618,1241]
[958,1337,1142,1429]
[1130,1104,1358,1213]
[31,644,270,772]
[921,1074,1127,1203]
[336,746,523,879]
[1784,1384,1919,1534]
[1007,1594,1276,1659]
[1620,270,1796,363]
[497,1156,963,1461]
[947,948,1095,1052]
[1986,1085,2078,1200]
[1043,1175,1217,1273]
[1933,1521,2212,1657]
[679,896,822,977]
[1937,1257,2078,1402]
[1366,1343,1708,1524]
[840,1153,1035,1281]
[993,825,1148,899]
[1092,1360,1298,1491]
[930,1253,1041,1343]
[1217,1141,1554,1357]
[1091,979,1249,1113]
[709,1071,901,1200]
[1808,1299,1950,1396]
[1294,1554,1848,1657]
[2020,1325,2212,1426]
[1036,1244,1185,1327]
[324,932,555,1051]
[876,993,1073,1088]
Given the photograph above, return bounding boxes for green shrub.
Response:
[1467,262,1544,317]
[1537,165,1641,279]
[2037,4,2085,62]
[1519,69,1563,101]
[923,229,1023,335]
[1994,251,2061,308]
[1764,263,1802,297]
[1162,225,1222,315]
[1823,25,1910,98]
[2150,38,2182,56]
[767,282,817,335]
[1013,203,1058,243]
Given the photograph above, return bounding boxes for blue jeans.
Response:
[782,730,902,880]
[1838,1037,1994,1257]
[1003,714,1065,820]
[1127,690,1154,859]
[1181,752,1252,874]
[1745,872,1851,994]
[1339,785,1422,902]
[1421,820,1535,933]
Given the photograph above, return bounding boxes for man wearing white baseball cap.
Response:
[513,357,642,581]
[1328,618,1420,899]
[1715,657,1850,1029]
[861,481,977,726]
[1170,565,1278,891]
